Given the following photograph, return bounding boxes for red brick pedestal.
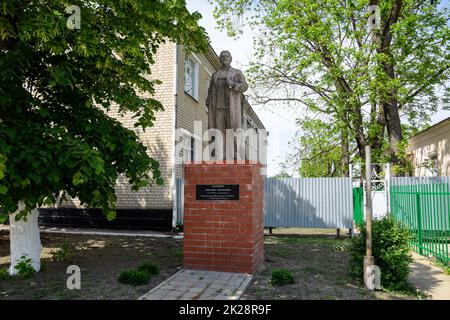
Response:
[183,162,264,274]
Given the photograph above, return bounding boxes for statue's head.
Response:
[219,51,232,68]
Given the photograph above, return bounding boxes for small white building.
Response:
[407,117,450,177]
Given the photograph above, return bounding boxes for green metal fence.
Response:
[353,187,364,226]
[390,178,450,265]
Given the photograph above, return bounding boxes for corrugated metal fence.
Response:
[264,178,353,229]
[176,177,354,229]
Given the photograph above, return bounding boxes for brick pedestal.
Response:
[183,162,264,274]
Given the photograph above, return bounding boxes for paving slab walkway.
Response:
[139,269,253,300]
[409,252,450,300]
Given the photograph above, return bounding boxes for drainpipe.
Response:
[171,44,179,230]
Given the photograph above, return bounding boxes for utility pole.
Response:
[364,145,375,290]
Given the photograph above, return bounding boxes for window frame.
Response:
[184,56,199,101]
[424,150,439,177]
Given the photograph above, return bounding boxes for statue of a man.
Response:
[206,51,248,134]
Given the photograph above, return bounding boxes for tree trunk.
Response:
[375,0,404,170]
[383,100,403,167]
[9,202,42,275]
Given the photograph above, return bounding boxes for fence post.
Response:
[416,193,423,256]
[385,163,391,214]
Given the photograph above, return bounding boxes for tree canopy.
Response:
[0,0,208,220]
[285,118,345,178]
[212,0,450,176]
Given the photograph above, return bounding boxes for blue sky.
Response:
[186,0,450,177]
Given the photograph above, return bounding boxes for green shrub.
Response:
[0,268,10,280]
[271,269,295,286]
[349,215,413,291]
[14,255,36,279]
[434,260,450,275]
[118,270,150,286]
[137,262,159,276]
[40,259,48,272]
[331,242,348,253]
[175,250,183,258]
[51,241,73,263]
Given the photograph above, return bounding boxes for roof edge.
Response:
[411,116,450,140]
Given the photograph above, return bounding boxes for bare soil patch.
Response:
[0,231,182,300]
[0,230,416,300]
[242,235,415,300]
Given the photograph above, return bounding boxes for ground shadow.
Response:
[0,230,182,300]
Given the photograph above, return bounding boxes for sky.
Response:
[186,0,450,177]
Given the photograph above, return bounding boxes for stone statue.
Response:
[206,51,248,134]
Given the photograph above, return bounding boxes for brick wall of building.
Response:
[175,46,215,179]
[111,42,177,209]
[58,42,176,210]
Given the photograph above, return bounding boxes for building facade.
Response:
[407,117,450,177]
[39,42,266,231]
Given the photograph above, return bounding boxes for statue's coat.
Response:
[206,67,248,132]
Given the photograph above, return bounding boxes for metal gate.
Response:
[350,163,390,219]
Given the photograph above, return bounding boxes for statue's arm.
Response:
[206,77,214,108]
[229,71,248,93]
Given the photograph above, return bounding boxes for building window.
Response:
[184,57,199,100]
[205,78,210,112]
[175,130,201,164]
[423,151,439,177]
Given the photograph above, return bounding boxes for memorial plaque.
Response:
[196,185,240,201]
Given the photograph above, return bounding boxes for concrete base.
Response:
[363,255,376,290]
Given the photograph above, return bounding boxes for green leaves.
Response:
[0,214,7,223]
[349,216,413,291]
[286,117,344,177]
[0,0,207,221]
[20,178,30,189]
[212,0,450,172]
[106,211,116,222]
[0,156,5,181]
[0,185,8,195]
[72,172,84,186]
